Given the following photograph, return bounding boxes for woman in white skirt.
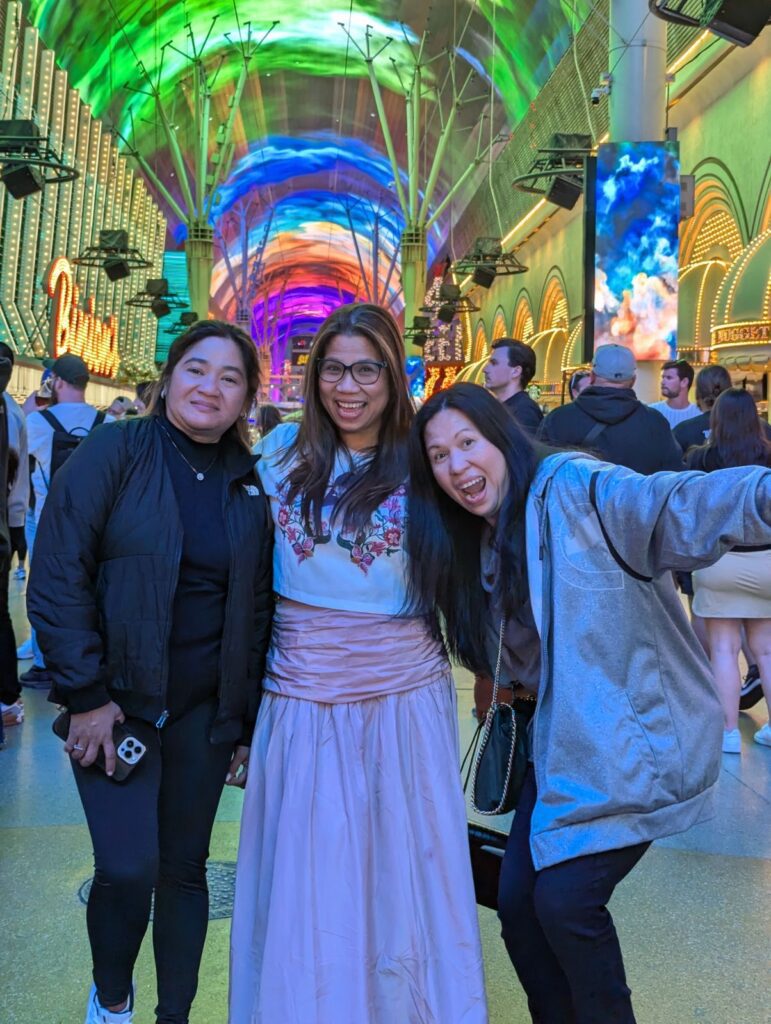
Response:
[229,303,487,1024]
[687,387,771,752]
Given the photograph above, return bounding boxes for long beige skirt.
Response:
[692,548,771,618]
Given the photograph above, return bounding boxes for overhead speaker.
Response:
[472,264,496,289]
[180,311,198,326]
[437,304,456,324]
[546,175,582,210]
[413,315,431,330]
[706,1,770,46]
[103,257,131,281]
[412,331,428,347]
[0,119,39,150]
[151,298,171,319]
[145,278,169,296]
[99,229,129,250]
[439,281,461,302]
[0,162,44,198]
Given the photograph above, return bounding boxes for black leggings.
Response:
[72,698,233,1023]
[498,766,649,1024]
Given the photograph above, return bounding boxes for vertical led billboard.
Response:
[594,142,680,360]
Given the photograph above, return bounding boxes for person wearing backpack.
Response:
[538,344,684,474]
[21,353,111,689]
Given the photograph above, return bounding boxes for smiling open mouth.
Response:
[335,400,366,418]
[458,476,486,501]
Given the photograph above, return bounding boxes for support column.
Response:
[401,226,427,352]
[608,1,669,391]
[609,1,667,142]
[186,220,214,318]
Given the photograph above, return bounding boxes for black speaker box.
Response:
[437,304,456,324]
[0,120,39,150]
[180,312,198,326]
[439,281,461,301]
[707,2,769,46]
[473,264,497,289]
[413,315,431,330]
[546,175,582,210]
[151,298,171,319]
[1,162,44,198]
[100,229,129,250]
[146,278,169,296]
[412,331,427,347]
[103,258,131,281]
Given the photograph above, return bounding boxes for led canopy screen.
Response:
[594,142,680,361]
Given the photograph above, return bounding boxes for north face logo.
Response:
[243,484,260,496]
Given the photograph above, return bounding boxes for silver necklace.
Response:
[159,423,219,481]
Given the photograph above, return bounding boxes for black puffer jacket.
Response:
[539,386,684,474]
[28,416,273,743]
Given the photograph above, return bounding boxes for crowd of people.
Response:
[1,312,770,1024]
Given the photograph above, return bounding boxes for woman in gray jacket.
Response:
[406,383,771,1024]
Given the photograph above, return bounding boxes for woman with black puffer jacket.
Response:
[28,320,273,1024]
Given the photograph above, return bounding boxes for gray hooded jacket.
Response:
[524,453,771,870]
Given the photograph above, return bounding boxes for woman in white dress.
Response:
[230,303,487,1024]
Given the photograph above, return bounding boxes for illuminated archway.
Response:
[532,273,569,383]
[511,292,535,343]
[491,308,508,342]
[471,320,488,363]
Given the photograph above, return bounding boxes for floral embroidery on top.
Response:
[275,469,407,575]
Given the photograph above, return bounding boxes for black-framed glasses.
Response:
[317,358,387,385]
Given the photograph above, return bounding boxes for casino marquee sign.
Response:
[45,258,121,379]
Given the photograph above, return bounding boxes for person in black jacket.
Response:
[539,343,683,474]
[483,338,544,435]
[28,321,273,1024]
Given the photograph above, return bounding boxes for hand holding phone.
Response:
[63,702,125,776]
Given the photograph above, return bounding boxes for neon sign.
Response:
[45,257,120,378]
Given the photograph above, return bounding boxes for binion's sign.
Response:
[45,257,120,378]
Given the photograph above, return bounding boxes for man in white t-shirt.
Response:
[21,354,111,688]
[649,358,700,429]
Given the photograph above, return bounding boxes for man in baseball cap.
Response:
[21,351,109,690]
[539,342,683,474]
[43,353,90,389]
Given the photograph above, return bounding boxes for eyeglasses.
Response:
[317,358,387,385]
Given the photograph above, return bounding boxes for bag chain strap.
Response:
[470,617,519,816]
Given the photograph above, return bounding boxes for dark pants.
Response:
[0,556,18,704]
[498,766,649,1024]
[72,698,233,1023]
[9,525,27,564]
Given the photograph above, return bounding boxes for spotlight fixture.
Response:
[74,227,151,278]
[0,119,78,198]
[180,312,198,326]
[513,132,592,206]
[437,304,456,324]
[648,0,770,47]
[126,278,186,312]
[453,237,528,286]
[413,315,431,330]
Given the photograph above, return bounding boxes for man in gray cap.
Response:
[20,354,109,688]
[539,343,683,474]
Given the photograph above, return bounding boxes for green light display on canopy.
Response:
[27,1,591,358]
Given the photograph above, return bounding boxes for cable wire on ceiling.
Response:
[486,0,504,240]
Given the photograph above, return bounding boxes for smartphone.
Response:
[52,711,147,782]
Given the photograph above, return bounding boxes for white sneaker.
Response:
[14,566,26,580]
[722,728,741,754]
[15,639,33,660]
[753,722,771,748]
[84,983,134,1023]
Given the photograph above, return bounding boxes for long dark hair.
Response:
[147,319,260,450]
[708,387,771,468]
[284,303,414,532]
[407,383,539,672]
